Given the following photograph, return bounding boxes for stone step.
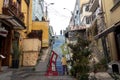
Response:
[47,76,76,80]
[20,73,29,78]
[25,75,76,80]
[29,71,46,76]
[0,71,12,79]
[11,70,30,79]
[13,70,26,75]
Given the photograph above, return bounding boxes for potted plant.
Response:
[12,40,21,68]
[68,36,91,79]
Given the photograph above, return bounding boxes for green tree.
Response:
[68,36,91,80]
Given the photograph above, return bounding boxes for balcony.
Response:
[0,14,26,30]
[89,0,99,12]
[2,0,24,22]
[70,25,86,31]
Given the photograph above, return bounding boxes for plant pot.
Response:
[12,60,19,68]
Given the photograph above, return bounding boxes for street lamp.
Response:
[45,3,54,20]
[63,8,73,15]
[63,8,75,27]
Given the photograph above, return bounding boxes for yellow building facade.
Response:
[80,0,120,73]
[100,0,120,61]
[0,0,28,69]
[32,21,49,47]
[80,0,90,8]
[0,0,50,68]
[101,0,117,61]
[95,0,120,73]
[0,0,3,14]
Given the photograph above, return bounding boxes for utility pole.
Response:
[77,0,81,25]
[63,8,75,27]
[45,3,54,20]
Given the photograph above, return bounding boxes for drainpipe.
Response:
[101,37,109,63]
[99,0,109,64]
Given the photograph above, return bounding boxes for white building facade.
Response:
[32,0,44,21]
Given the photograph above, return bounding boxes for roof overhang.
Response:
[0,14,26,30]
[70,25,86,31]
[94,22,120,39]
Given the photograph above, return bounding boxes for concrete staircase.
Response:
[11,69,76,80]
[25,75,76,80]
[10,67,33,80]
[35,48,51,72]
[1,46,76,80]
[0,71,12,80]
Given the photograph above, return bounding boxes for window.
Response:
[115,26,120,60]
[25,0,30,5]
[86,17,90,24]
[17,0,21,4]
[116,33,120,60]
[92,14,96,21]
[91,0,94,3]
[85,5,89,11]
[76,10,79,14]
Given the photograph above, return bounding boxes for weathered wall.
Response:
[0,0,3,14]
[22,39,41,51]
[22,38,41,66]
[80,0,90,9]
[22,52,39,66]
[110,6,120,25]
[21,0,29,27]
[32,21,49,47]
[102,0,118,60]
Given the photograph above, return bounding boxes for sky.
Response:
[44,0,76,35]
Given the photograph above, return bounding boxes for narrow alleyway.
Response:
[0,0,120,79]
[53,35,65,75]
[0,35,75,80]
[0,35,114,80]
